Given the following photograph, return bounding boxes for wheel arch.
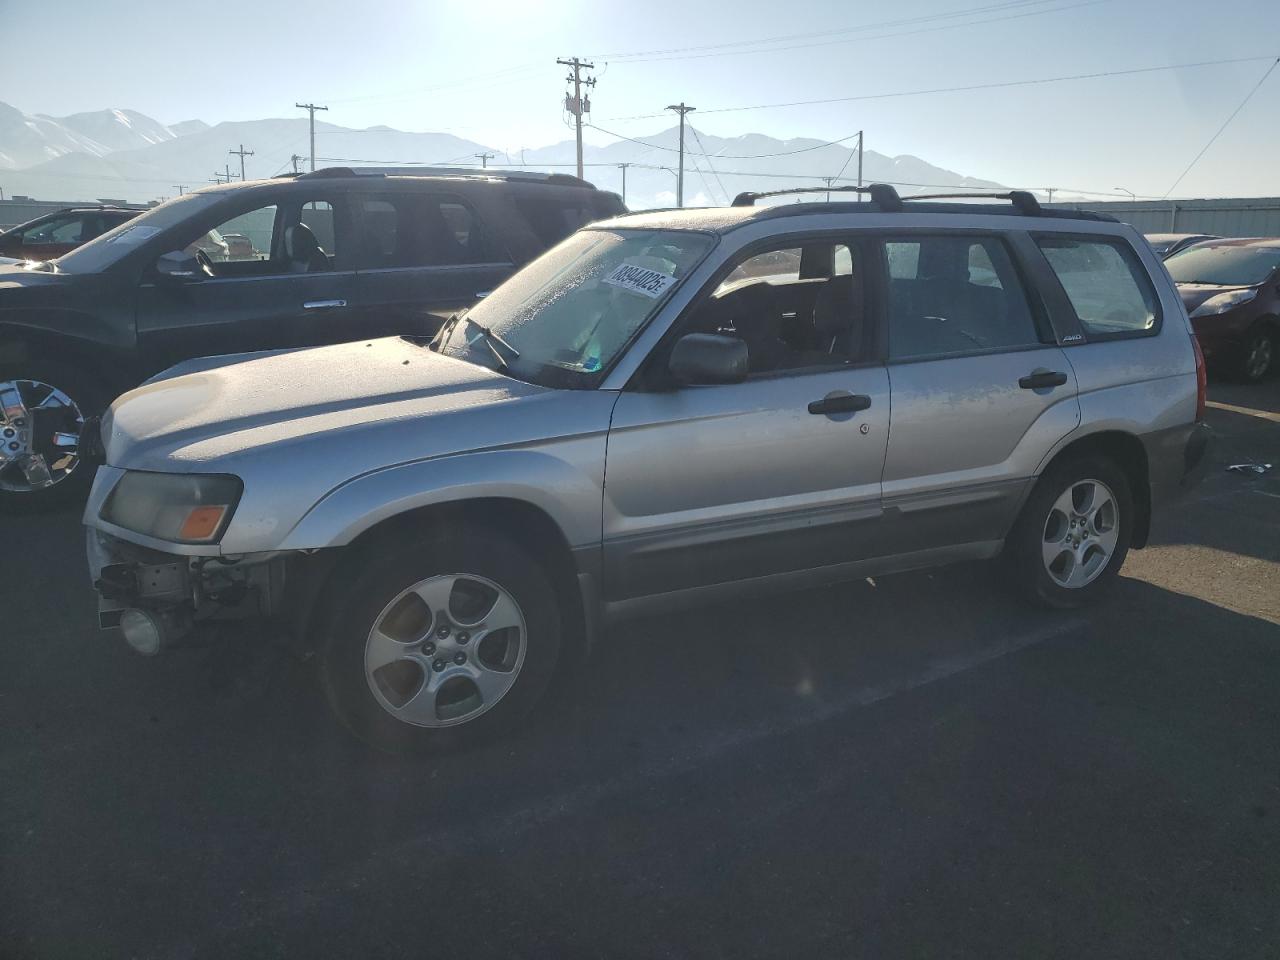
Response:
[1033,429,1151,548]
[0,324,135,401]
[292,496,591,659]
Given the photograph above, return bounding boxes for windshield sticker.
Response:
[602,261,677,299]
[107,225,162,245]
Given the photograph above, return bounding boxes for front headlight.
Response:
[1190,288,1257,318]
[100,472,242,543]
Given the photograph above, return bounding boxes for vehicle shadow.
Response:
[6,550,1280,958]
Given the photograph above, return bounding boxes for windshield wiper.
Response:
[462,315,520,363]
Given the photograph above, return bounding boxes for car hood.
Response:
[102,337,550,471]
[1176,282,1254,313]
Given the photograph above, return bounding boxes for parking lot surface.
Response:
[2,382,1278,960]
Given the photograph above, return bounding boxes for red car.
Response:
[0,206,141,261]
[1165,237,1280,382]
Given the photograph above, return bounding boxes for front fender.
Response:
[276,439,607,552]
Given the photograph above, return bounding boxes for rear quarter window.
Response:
[1036,235,1160,339]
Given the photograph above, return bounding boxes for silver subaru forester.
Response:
[85,185,1210,750]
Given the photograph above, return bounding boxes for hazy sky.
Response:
[2,0,1278,198]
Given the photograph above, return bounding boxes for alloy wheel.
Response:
[0,379,84,493]
[364,573,527,728]
[1041,478,1120,589]
[1246,332,1273,380]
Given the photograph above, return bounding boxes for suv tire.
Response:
[0,359,106,512]
[319,528,563,753]
[1006,455,1133,608]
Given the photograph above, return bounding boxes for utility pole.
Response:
[665,102,696,208]
[474,152,495,169]
[290,154,303,174]
[617,163,631,204]
[1046,187,1056,203]
[229,144,254,181]
[171,184,186,196]
[557,57,596,180]
[295,102,328,172]
[857,130,864,200]
[822,176,836,202]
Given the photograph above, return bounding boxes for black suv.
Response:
[0,168,625,507]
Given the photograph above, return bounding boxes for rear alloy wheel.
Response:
[0,368,101,510]
[321,530,564,752]
[1239,327,1275,382]
[1006,456,1132,608]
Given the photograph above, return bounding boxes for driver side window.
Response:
[176,198,343,279]
[684,240,866,375]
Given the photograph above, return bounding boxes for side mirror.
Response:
[154,250,203,282]
[668,333,749,385]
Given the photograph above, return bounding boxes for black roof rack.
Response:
[732,183,903,210]
[293,166,595,189]
[903,190,1043,216]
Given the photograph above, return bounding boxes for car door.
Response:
[876,232,1081,552]
[602,236,890,604]
[351,190,516,341]
[134,192,359,372]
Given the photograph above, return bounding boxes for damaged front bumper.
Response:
[87,526,291,652]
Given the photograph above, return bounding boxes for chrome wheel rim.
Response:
[0,379,84,493]
[1246,334,1273,379]
[1042,478,1119,589]
[364,573,527,728]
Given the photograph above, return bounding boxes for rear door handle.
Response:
[303,299,347,310]
[1019,370,1068,390]
[808,393,872,415]
[474,291,493,299]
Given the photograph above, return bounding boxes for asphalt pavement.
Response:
[2,380,1278,960]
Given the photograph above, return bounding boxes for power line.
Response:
[594,0,1101,65]
[690,127,730,205]
[1163,56,1280,199]
[602,54,1280,120]
[587,123,865,159]
[588,0,1065,60]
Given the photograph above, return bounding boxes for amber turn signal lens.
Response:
[179,505,228,541]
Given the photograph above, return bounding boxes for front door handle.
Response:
[474,291,493,299]
[303,299,347,310]
[808,393,872,415]
[1019,370,1068,390]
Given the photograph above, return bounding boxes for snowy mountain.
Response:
[0,102,191,169]
[0,101,1003,209]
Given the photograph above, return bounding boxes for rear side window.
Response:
[1036,236,1158,338]
[516,195,598,245]
[882,235,1041,361]
[357,195,498,268]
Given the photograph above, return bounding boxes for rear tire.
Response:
[319,528,564,753]
[0,359,107,513]
[1005,456,1133,609]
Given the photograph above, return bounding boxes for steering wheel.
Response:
[195,248,216,278]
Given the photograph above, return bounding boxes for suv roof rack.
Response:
[732,183,903,210]
[293,166,595,189]
[903,190,1043,216]
[732,182,1117,222]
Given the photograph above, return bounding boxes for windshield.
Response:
[1165,244,1280,286]
[54,192,222,273]
[435,228,715,388]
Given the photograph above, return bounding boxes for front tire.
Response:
[1006,456,1133,608]
[1236,324,1275,382]
[0,360,106,512]
[319,529,564,753]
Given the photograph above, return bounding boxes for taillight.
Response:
[1192,334,1207,421]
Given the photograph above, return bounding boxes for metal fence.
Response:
[1048,197,1280,238]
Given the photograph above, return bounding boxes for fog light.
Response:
[119,609,164,656]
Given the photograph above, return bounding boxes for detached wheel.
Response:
[1237,325,1275,382]
[320,529,563,752]
[1006,456,1133,608]
[0,361,105,512]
